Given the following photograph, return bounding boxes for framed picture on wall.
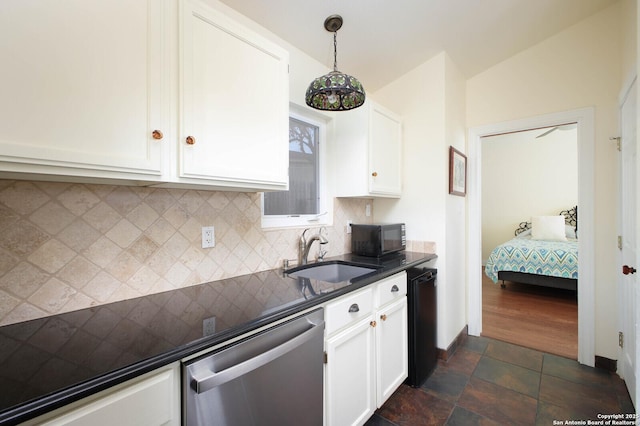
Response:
[449,146,467,196]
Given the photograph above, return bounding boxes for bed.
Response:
[484,206,578,291]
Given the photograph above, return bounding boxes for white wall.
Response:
[621,0,637,88]
[373,55,446,243]
[481,128,578,261]
[372,53,468,350]
[467,2,622,359]
[444,54,468,349]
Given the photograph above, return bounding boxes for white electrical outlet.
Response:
[202,316,216,336]
[347,220,352,234]
[365,204,371,217]
[202,226,215,248]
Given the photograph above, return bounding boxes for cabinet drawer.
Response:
[24,364,179,426]
[375,272,407,307]
[325,288,374,335]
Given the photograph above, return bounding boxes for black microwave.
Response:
[351,223,406,257]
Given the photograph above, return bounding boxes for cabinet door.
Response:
[325,317,376,426]
[25,364,180,426]
[0,0,167,180]
[369,103,402,196]
[376,297,408,407]
[180,0,289,190]
[333,101,402,198]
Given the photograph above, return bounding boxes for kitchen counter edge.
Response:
[0,251,437,426]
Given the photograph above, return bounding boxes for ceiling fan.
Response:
[535,123,577,138]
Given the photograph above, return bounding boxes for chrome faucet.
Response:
[298,228,328,265]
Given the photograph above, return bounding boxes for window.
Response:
[262,107,329,228]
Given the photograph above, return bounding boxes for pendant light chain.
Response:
[333,32,338,72]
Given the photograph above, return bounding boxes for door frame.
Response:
[467,107,595,366]
[617,75,638,406]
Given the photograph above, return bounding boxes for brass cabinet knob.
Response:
[372,172,378,177]
[380,314,387,321]
[370,320,377,328]
[152,130,163,140]
[186,136,196,145]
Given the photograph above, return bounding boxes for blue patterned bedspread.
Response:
[484,236,578,283]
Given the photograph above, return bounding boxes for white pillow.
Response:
[531,216,567,241]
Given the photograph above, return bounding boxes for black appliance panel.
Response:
[351,223,406,257]
[406,266,437,387]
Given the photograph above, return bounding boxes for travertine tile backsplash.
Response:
[0,180,374,326]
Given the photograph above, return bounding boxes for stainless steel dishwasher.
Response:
[183,308,325,426]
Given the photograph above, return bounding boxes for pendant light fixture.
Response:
[305,15,366,111]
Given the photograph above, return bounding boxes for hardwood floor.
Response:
[481,268,578,359]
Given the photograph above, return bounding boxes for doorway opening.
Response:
[480,125,578,358]
[467,107,595,366]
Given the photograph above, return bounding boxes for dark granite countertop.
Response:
[0,251,436,425]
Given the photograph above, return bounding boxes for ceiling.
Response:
[217,0,619,92]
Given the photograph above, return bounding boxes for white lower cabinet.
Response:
[22,364,180,426]
[324,272,408,426]
[376,297,408,405]
[325,298,376,426]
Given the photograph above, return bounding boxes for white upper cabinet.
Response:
[334,101,402,198]
[177,0,289,191]
[0,0,290,191]
[0,0,169,182]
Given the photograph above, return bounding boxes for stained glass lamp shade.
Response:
[305,15,366,111]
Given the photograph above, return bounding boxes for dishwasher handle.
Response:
[191,318,325,394]
[412,268,436,286]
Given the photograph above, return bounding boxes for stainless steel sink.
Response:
[286,262,378,284]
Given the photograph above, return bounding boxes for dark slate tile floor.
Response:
[366,336,635,426]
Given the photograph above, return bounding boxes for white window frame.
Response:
[261,104,331,229]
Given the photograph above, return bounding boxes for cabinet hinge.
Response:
[323,352,328,364]
[611,136,621,151]
[619,331,624,348]
[618,235,623,250]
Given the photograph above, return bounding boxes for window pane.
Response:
[264,117,319,215]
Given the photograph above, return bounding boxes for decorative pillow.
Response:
[565,225,577,239]
[531,216,567,241]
